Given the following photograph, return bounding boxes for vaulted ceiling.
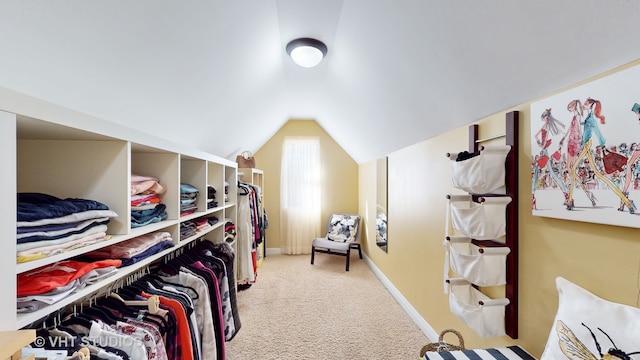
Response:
[1,1,639,164]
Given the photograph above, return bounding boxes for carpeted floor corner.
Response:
[226,253,429,359]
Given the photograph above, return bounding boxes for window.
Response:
[280,137,321,254]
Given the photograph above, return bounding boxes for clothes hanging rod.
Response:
[475,134,506,143]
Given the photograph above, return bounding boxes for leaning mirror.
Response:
[376,156,388,252]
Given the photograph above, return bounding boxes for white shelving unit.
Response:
[0,86,237,330]
[238,168,264,266]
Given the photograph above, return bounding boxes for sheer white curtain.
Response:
[280,137,321,254]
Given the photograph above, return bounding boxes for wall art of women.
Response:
[618,102,640,212]
[565,98,635,213]
[532,108,566,209]
[559,99,597,206]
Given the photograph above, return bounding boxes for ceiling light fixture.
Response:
[286,38,328,68]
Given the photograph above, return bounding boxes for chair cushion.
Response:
[326,214,359,243]
[312,237,350,251]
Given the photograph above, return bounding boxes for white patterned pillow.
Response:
[327,214,359,243]
[541,277,640,359]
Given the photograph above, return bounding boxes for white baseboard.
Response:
[363,253,438,342]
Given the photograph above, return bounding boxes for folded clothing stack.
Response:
[82,231,175,266]
[180,183,199,217]
[131,174,167,228]
[17,192,118,263]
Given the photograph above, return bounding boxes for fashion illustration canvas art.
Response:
[530,63,640,228]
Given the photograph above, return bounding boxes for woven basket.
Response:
[419,329,465,356]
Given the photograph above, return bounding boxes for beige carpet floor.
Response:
[225,253,430,360]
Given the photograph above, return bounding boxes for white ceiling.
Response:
[0,1,639,164]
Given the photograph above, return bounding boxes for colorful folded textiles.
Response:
[17,260,120,313]
[180,183,200,216]
[131,175,167,228]
[131,203,168,228]
[84,231,173,259]
[17,193,118,263]
[131,174,166,196]
[18,193,110,222]
[17,259,122,296]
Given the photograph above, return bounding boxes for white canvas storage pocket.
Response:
[448,195,511,241]
[448,236,510,286]
[448,145,511,194]
[448,278,509,338]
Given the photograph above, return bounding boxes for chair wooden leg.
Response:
[311,246,315,265]
[345,248,350,271]
[357,244,362,259]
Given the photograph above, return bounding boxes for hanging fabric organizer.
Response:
[447,236,510,286]
[448,145,511,195]
[448,278,510,338]
[443,111,520,339]
[447,194,511,241]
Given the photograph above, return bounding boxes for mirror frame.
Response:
[375,156,388,252]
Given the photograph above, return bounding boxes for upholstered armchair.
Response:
[310,213,362,271]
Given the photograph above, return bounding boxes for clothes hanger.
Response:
[143,274,200,300]
[55,325,79,338]
[45,309,79,337]
[159,250,199,276]
[113,287,141,301]
[140,311,169,336]
[69,292,121,325]
[102,289,167,333]
[81,306,123,325]
[109,292,160,314]
[71,347,90,360]
[193,239,223,256]
[157,259,181,275]
[179,247,197,261]
[133,312,167,336]
[123,279,152,296]
[96,296,139,318]
[60,314,92,336]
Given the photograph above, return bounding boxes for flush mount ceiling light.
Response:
[286,38,328,68]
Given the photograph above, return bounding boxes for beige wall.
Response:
[253,119,359,250]
[359,59,640,356]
